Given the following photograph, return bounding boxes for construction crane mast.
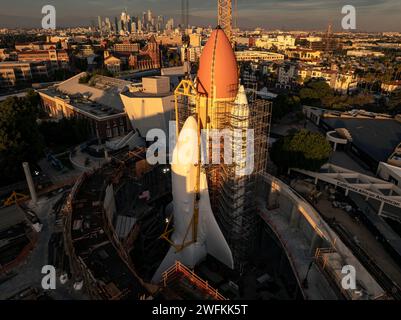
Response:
[181,0,191,77]
[233,0,238,30]
[218,0,233,43]
[181,0,189,31]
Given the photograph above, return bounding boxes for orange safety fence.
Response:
[161,261,227,300]
[0,231,38,274]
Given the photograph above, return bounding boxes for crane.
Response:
[218,0,233,43]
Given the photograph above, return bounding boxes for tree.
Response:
[270,129,332,172]
[0,97,44,186]
[388,89,401,114]
[26,89,40,111]
[95,68,114,77]
[299,80,334,106]
[79,73,91,84]
[272,94,301,121]
[26,89,48,119]
[39,117,91,148]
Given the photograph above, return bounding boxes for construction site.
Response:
[3,0,401,302]
[60,147,260,300]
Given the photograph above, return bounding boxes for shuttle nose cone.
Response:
[197,27,239,101]
[172,116,199,168]
[234,85,248,106]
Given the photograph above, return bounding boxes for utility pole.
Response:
[22,162,37,205]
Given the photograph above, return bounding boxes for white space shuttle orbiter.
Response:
[152,116,234,283]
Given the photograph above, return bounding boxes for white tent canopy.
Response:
[290,163,401,216]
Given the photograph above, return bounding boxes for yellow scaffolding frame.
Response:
[160,79,202,253]
[3,191,29,207]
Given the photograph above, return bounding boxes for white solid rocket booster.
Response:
[152,116,234,282]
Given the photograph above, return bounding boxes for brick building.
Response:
[38,73,131,140]
[129,36,160,70]
[0,61,50,88]
[17,49,70,69]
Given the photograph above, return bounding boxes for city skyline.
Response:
[0,0,401,31]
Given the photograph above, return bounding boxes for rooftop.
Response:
[121,89,172,99]
[39,73,131,119]
[17,49,66,54]
[40,86,125,119]
[322,118,401,163]
[0,61,31,66]
[121,76,173,98]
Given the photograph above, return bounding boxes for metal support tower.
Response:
[181,0,191,61]
[234,0,238,30]
[218,0,233,43]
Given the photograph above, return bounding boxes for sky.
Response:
[0,0,400,31]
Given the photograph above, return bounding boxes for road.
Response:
[0,90,28,102]
[38,158,81,185]
[0,194,86,300]
[316,197,401,290]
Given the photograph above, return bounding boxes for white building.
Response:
[331,73,358,93]
[104,55,121,74]
[381,81,401,93]
[277,63,298,88]
[346,50,385,57]
[235,37,250,46]
[255,35,296,51]
[181,46,203,63]
[298,67,358,93]
[235,51,284,62]
[120,76,175,137]
[189,33,202,47]
[298,67,336,84]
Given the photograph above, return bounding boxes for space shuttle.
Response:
[152,116,234,282]
[152,27,240,282]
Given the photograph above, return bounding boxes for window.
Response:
[106,123,112,138]
[113,126,119,137]
[389,175,398,186]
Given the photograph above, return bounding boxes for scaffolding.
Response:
[174,78,272,271]
[212,98,271,270]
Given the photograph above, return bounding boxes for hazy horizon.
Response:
[0,0,400,32]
